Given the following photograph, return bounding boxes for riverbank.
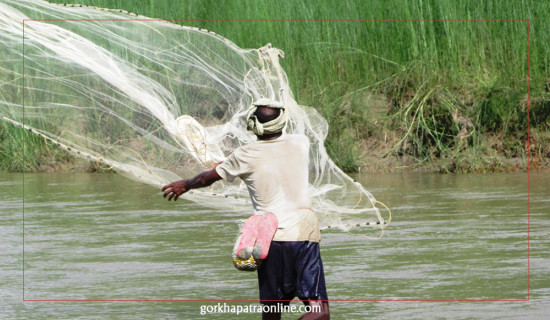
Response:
[2,126,547,174]
[356,128,550,173]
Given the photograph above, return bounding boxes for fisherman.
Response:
[162,98,329,320]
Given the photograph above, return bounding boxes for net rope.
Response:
[0,0,390,234]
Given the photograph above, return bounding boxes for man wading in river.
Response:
[162,98,330,320]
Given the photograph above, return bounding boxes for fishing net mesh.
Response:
[0,0,389,233]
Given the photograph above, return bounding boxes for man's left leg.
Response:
[262,305,282,320]
[257,241,293,320]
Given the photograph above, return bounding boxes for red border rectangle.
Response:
[22,18,530,302]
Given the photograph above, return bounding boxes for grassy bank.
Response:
[2,0,549,173]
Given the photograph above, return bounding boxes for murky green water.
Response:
[1,172,548,319]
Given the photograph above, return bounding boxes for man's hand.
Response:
[161,168,222,202]
[162,180,189,201]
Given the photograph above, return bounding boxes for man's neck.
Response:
[258,132,283,141]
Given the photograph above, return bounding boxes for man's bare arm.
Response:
[161,168,222,201]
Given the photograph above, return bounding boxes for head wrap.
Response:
[246,98,287,136]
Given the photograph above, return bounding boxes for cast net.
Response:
[0,0,390,234]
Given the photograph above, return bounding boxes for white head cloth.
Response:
[246,98,287,136]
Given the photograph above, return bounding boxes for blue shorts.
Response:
[257,241,328,305]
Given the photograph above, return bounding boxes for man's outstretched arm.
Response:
[161,168,222,201]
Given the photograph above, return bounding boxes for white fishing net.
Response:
[0,0,389,233]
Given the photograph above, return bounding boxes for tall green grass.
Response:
[0,121,77,172]
[3,0,549,172]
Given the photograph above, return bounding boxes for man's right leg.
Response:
[298,300,330,320]
[295,242,330,320]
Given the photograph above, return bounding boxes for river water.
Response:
[1,171,548,319]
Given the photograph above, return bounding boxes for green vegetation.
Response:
[2,0,549,172]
